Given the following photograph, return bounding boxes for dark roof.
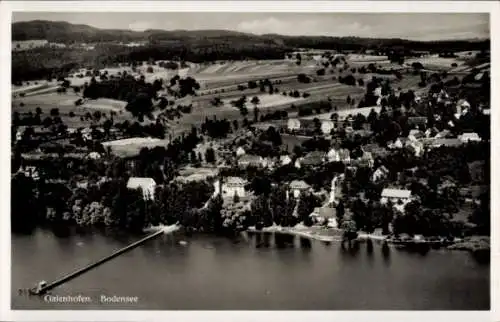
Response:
[459,185,487,199]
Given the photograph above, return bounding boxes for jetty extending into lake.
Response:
[30,225,180,295]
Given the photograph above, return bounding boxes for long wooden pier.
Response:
[32,226,178,295]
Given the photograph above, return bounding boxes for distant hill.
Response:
[12,20,490,52]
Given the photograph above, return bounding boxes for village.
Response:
[11,36,490,253]
[7,12,495,313]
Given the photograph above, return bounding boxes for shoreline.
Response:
[245,226,490,253]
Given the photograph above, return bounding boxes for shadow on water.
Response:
[274,233,287,249]
[405,243,430,256]
[285,234,295,248]
[472,249,490,265]
[51,224,71,238]
[339,240,360,259]
[299,237,312,250]
[366,239,374,257]
[262,232,271,248]
[382,242,391,265]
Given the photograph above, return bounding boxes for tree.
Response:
[316,69,325,76]
[205,147,216,164]
[251,96,260,107]
[336,200,345,227]
[297,193,321,226]
[50,108,60,117]
[251,195,273,228]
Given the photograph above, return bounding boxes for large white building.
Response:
[221,176,247,199]
[321,120,335,135]
[126,177,157,200]
[380,189,412,211]
[287,119,301,131]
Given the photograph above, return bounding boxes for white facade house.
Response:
[406,140,424,157]
[236,146,246,157]
[279,155,292,166]
[294,158,302,169]
[289,180,311,198]
[408,129,425,142]
[338,149,351,164]
[287,118,301,131]
[127,177,157,200]
[238,154,265,168]
[221,176,247,198]
[20,166,40,181]
[360,152,375,168]
[372,166,389,182]
[320,120,335,135]
[87,152,101,160]
[388,138,404,149]
[15,129,24,142]
[380,188,412,208]
[327,148,340,162]
[458,132,481,143]
[310,207,337,228]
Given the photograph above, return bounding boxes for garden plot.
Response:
[102,137,169,157]
[73,98,127,112]
[301,106,382,121]
[199,63,228,74]
[177,167,218,183]
[223,94,304,110]
[406,56,464,69]
[347,54,389,63]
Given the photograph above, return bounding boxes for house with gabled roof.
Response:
[338,148,351,164]
[287,118,301,131]
[238,154,265,168]
[380,188,412,210]
[326,148,340,162]
[372,165,390,182]
[236,146,246,157]
[290,180,311,198]
[408,129,425,142]
[458,132,481,143]
[279,154,292,166]
[406,140,424,157]
[320,120,335,135]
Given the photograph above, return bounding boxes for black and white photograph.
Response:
[1,1,497,320]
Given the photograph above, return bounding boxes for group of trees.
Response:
[201,117,232,139]
[297,100,334,117]
[11,171,217,234]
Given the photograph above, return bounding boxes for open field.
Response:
[405,56,465,70]
[102,137,170,157]
[347,54,389,63]
[222,94,304,110]
[177,166,218,182]
[301,106,382,121]
[12,92,133,128]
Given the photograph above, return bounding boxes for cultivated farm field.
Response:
[12,92,133,128]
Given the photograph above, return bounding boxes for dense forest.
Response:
[12,20,490,82]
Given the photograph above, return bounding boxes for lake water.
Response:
[11,229,490,310]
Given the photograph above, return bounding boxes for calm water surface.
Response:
[12,229,490,310]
